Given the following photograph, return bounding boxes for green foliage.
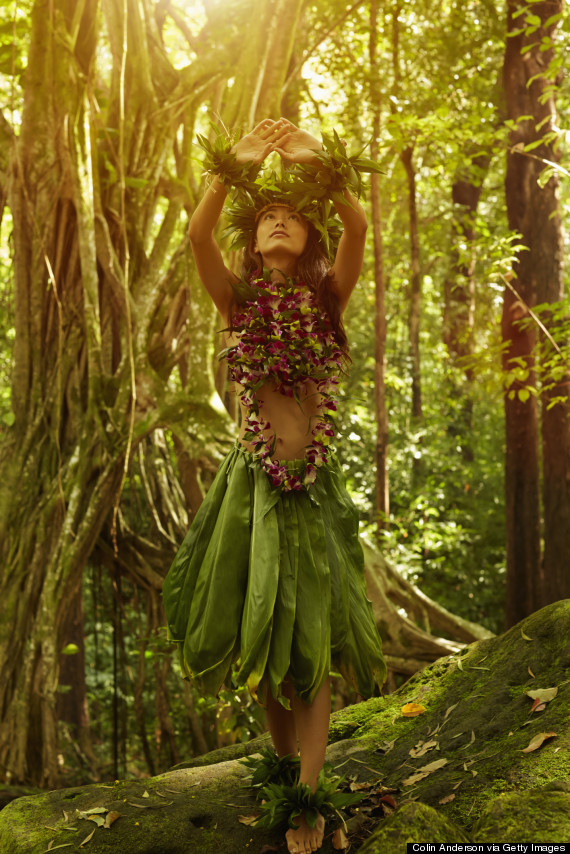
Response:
[240,747,300,788]
[255,770,363,829]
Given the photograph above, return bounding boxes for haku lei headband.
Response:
[196,124,383,261]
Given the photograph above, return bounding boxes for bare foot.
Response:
[285,811,325,854]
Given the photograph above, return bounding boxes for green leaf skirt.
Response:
[161,442,386,706]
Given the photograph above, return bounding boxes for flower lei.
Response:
[222,275,343,493]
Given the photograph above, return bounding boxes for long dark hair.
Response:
[237,219,349,354]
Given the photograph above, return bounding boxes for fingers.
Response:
[270,125,292,146]
[256,118,278,140]
[273,146,294,162]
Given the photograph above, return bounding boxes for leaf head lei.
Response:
[197,124,383,262]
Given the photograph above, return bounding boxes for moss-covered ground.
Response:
[0,601,568,852]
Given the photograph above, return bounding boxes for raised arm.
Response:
[273,119,368,314]
[189,120,276,322]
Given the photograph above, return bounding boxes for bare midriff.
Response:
[236,378,323,461]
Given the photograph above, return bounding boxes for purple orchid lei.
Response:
[223,274,343,492]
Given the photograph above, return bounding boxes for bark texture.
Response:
[502,0,567,625]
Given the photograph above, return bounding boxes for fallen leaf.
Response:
[76,807,107,816]
[401,703,426,717]
[530,700,547,713]
[409,739,438,758]
[453,781,463,790]
[379,795,397,809]
[402,757,449,786]
[508,731,513,736]
[521,628,533,641]
[332,827,350,850]
[521,732,557,753]
[142,790,150,798]
[459,730,476,750]
[554,747,561,754]
[79,829,95,847]
[526,687,558,704]
[40,846,72,854]
[374,739,396,754]
[471,770,478,777]
[103,811,121,828]
[439,793,455,805]
[528,666,535,678]
[457,659,464,671]
[349,781,372,792]
[238,815,258,826]
[443,703,458,720]
[86,815,105,827]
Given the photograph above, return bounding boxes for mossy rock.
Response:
[472,787,570,842]
[357,801,470,852]
[0,601,568,852]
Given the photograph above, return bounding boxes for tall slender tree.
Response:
[502,0,567,625]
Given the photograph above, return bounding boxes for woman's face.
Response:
[254,205,309,263]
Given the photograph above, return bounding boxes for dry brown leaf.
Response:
[409,739,438,758]
[521,732,557,753]
[526,687,558,704]
[439,793,455,805]
[332,827,350,850]
[349,781,372,792]
[530,701,547,713]
[401,703,426,717]
[238,814,259,826]
[528,666,535,678]
[40,845,73,854]
[79,829,95,847]
[521,628,533,641]
[443,703,459,720]
[103,811,121,829]
[402,757,448,786]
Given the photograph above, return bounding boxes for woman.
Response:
[162,118,386,854]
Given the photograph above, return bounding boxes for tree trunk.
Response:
[401,145,423,423]
[502,0,566,625]
[0,0,242,786]
[369,0,389,531]
[442,153,492,462]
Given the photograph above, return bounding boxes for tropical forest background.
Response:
[0,0,568,792]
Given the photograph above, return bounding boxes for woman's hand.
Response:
[272,118,322,164]
[231,119,278,165]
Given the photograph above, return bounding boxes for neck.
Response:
[260,255,298,282]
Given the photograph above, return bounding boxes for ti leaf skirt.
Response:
[161,443,386,706]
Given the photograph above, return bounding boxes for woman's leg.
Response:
[265,682,298,758]
[285,677,331,854]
